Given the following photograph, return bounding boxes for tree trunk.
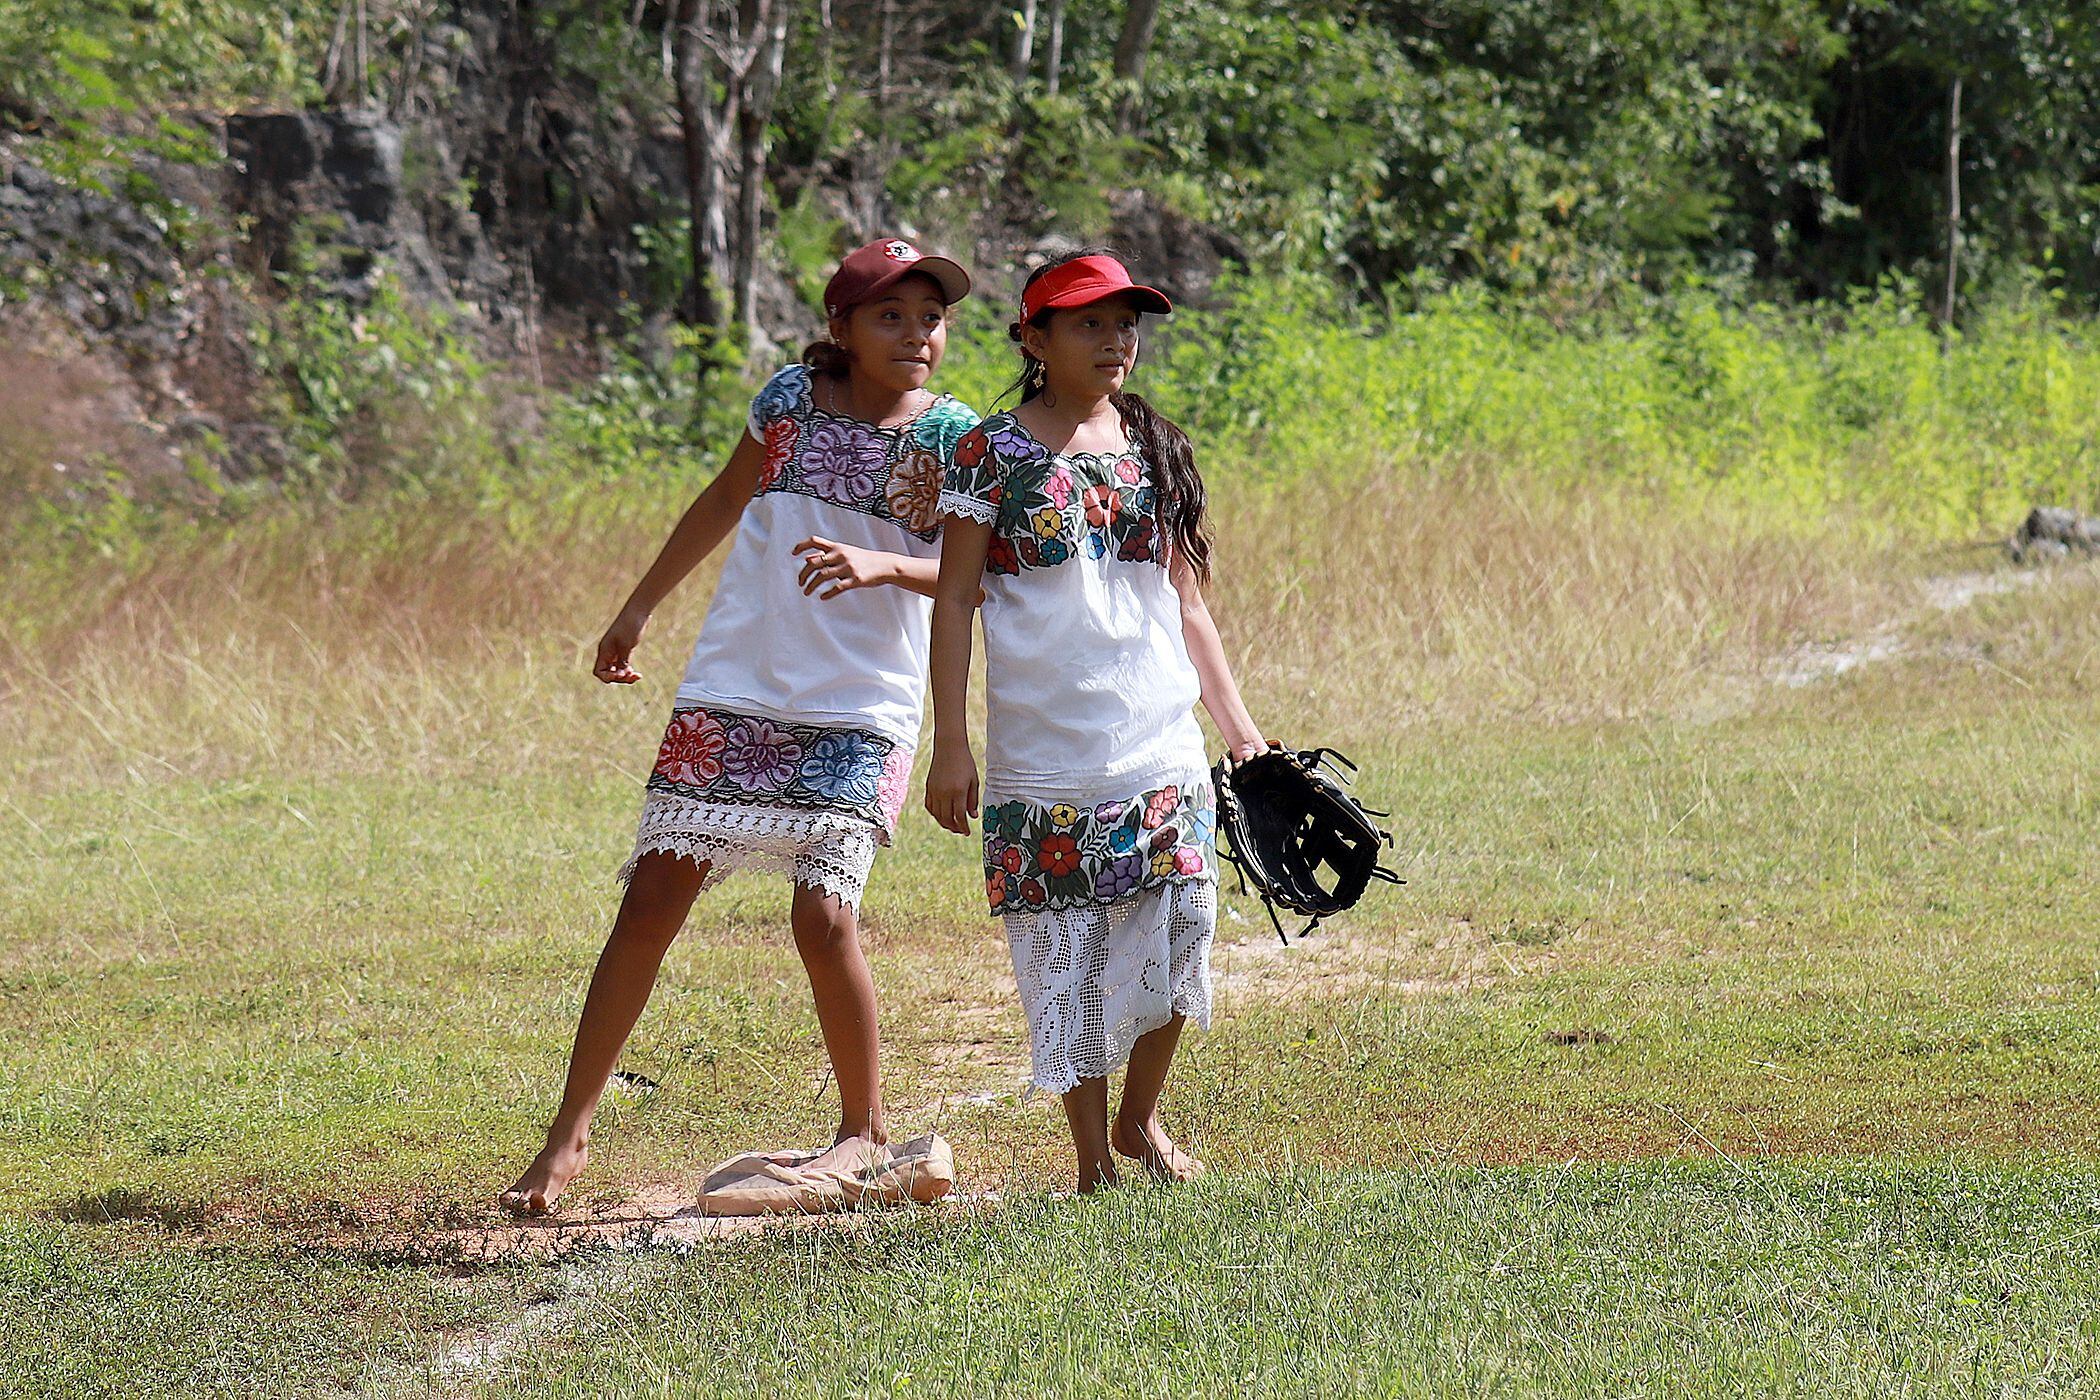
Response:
[1940,73,1963,329]
[352,0,370,102]
[322,0,352,102]
[1112,0,1162,132]
[1043,0,1067,97]
[673,0,729,340]
[1009,0,1038,86]
[854,0,896,235]
[734,0,789,337]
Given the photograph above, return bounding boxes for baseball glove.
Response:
[1211,745,1403,943]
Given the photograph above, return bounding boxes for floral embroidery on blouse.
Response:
[748,364,979,541]
[939,410,1166,573]
[650,705,914,831]
[979,781,1215,913]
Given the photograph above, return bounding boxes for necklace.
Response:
[824,374,928,430]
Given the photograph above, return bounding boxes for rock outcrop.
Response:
[2011,507,2100,562]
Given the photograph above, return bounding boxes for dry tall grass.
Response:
[0,468,1919,793]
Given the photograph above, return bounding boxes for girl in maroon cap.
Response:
[925,248,1266,1193]
[502,240,979,1215]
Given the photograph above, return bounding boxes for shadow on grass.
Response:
[49,1186,227,1231]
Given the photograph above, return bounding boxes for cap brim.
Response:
[863,256,972,306]
[1040,282,1173,316]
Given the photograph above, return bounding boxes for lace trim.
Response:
[938,489,999,524]
[1003,880,1216,1095]
[619,794,880,907]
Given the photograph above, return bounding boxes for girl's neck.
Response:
[828,370,926,428]
[1019,384,1122,451]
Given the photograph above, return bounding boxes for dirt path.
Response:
[1210,910,1503,1003]
[1769,565,2046,687]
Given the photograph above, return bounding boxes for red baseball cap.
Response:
[1020,254,1173,322]
[824,238,971,315]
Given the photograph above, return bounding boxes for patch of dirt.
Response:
[0,317,184,490]
[351,1178,992,1268]
[1210,909,1511,1003]
[411,1183,754,1265]
[1768,567,2048,688]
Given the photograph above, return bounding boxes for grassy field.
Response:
[5,460,2100,1395]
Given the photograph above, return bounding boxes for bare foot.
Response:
[1110,1117,1205,1183]
[499,1138,588,1217]
[799,1133,893,1178]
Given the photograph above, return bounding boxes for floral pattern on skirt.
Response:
[980,780,1214,914]
[649,705,913,835]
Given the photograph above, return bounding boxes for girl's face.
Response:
[830,273,949,393]
[1025,293,1143,400]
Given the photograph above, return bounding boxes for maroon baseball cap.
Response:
[1020,254,1173,322]
[824,238,971,316]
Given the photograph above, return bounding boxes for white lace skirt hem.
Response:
[1002,879,1216,1095]
[619,793,881,908]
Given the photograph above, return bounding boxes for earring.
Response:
[1041,384,1058,408]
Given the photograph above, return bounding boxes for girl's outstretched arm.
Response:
[1172,555,1266,760]
[925,518,992,832]
[792,536,942,600]
[593,431,767,684]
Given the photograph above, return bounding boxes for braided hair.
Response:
[1005,247,1212,581]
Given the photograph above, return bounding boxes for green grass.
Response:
[457,1165,2100,1396]
[11,691,2100,1227]
[12,1165,2100,1397]
[5,473,2100,1392]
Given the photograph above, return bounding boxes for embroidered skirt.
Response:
[621,705,913,908]
[980,780,1215,914]
[983,779,1218,1092]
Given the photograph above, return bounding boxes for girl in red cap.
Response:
[502,240,979,1215]
[925,248,1267,1193]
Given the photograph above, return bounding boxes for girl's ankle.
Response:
[1076,1160,1118,1193]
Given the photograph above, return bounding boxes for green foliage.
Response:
[247,262,503,498]
[769,191,849,310]
[0,0,326,145]
[1120,272,2100,534]
[1802,1,2100,304]
[236,243,775,513]
[9,0,2097,314]
[541,327,750,485]
[14,268,2092,559]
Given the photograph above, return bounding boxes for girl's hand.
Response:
[794,536,894,599]
[925,741,980,834]
[1227,733,1270,762]
[593,608,647,684]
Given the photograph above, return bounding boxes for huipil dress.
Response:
[621,363,980,907]
[938,410,1218,1094]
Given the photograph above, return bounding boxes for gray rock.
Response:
[225,110,446,302]
[0,136,196,358]
[2010,506,2100,562]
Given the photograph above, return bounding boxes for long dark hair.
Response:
[1006,247,1212,580]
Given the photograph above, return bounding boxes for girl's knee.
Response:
[790,899,858,957]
